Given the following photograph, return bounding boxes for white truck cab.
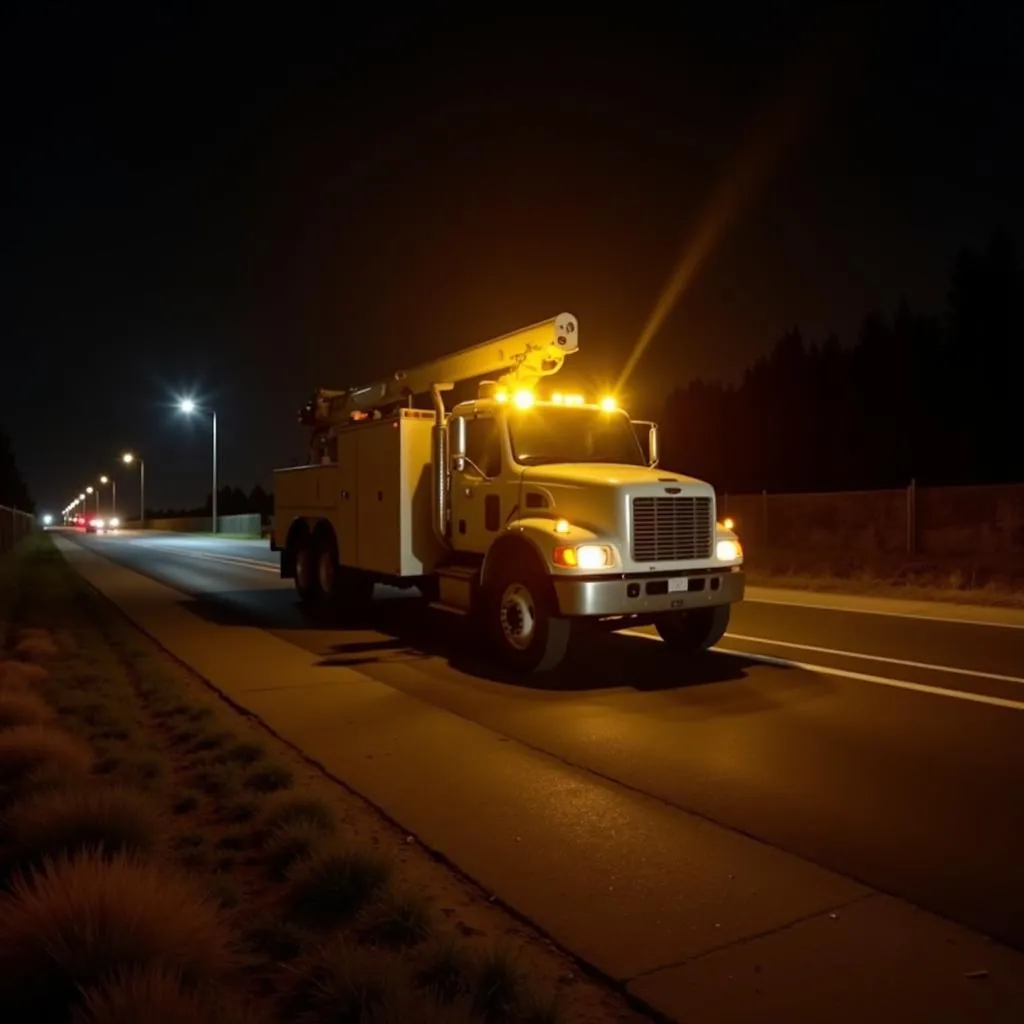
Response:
[273,314,744,672]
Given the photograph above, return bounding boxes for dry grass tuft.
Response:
[0,658,48,690]
[0,850,238,1019]
[3,784,166,871]
[265,819,330,881]
[360,888,434,948]
[286,843,392,927]
[0,690,55,730]
[72,965,267,1024]
[14,633,61,662]
[0,725,93,808]
[472,946,525,1022]
[258,792,337,837]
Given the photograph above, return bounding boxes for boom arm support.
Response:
[302,313,578,428]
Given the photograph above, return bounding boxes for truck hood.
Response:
[521,463,708,490]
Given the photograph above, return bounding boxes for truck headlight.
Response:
[716,538,742,563]
[553,544,614,569]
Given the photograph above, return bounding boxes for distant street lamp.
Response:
[85,485,98,515]
[121,453,145,528]
[178,398,218,534]
[99,474,116,519]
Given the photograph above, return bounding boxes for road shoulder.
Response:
[55,536,1024,1022]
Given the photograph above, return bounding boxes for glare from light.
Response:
[565,394,585,406]
[551,392,564,404]
[179,398,197,414]
[716,539,741,563]
[109,517,120,528]
[42,514,53,526]
[599,395,617,412]
[122,453,134,464]
[100,475,109,484]
[494,388,509,403]
[722,517,735,531]
[512,389,534,409]
[576,544,612,569]
[554,518,570,535]
[86,486,94,494]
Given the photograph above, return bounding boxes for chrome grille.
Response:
[631,496,713,562]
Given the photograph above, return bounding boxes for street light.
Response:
[122,453,145,529]
[177,398,218,534]
[99,474,116,519]
[85,485,98,515]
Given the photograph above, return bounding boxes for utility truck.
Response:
[272,314,744,672]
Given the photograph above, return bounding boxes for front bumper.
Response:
[553,567,745,618]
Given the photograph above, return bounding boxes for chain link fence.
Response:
[0,505,35,555]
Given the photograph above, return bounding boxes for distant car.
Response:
[85,518,101,533]
[85,516,120,534]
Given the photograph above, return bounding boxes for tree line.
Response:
[0,426,33,513]
[659,230,1022,494]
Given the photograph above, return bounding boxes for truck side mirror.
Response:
[648,424,660,468]
[450,417,467,473]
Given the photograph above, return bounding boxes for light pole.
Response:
[122,453,145,528]
[99,475,116,518]
[178,398,218,534]
[85,486,98,515]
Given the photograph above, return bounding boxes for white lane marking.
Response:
[723,632,1024,688]
[619,628,1024,711]
[747,595,1024,632]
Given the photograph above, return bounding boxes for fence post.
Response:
[907,478,917,556]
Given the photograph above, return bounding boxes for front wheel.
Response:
[486,573,570,673]
[654,604,730,653]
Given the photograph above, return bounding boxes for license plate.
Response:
[668,577,689,593]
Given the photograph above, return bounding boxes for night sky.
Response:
[3,5,1021,517]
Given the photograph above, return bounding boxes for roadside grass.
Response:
[0,535,588,1023]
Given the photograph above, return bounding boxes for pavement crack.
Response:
[626,892,876,983]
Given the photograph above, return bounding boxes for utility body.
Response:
[272,314,745,671]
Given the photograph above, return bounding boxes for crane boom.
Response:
[301,313,578,429]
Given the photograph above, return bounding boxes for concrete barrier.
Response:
[126,513,263,537]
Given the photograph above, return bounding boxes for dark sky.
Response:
[3,4,1021,517]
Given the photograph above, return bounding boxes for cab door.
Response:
[450,412,505,553]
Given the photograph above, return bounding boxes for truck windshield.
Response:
[507,406,646,466]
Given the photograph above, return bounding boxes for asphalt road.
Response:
[71,529,1024,953]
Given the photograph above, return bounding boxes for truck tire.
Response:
[315,537,374,612]
[654,604,730,653]
[486,570,570,673]
[293,539,321,604]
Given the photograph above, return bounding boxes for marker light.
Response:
[512,389,534,409]
[599,396,617,412]
[722,517,735,531]
[494,388,509,403]
[565,394,585,406]
[551,392,565,404]
[554,518,570,535]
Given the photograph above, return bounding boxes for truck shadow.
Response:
[179,587,786,692]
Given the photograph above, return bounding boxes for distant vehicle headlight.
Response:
[92,519,105,529]
[108,517,120,528]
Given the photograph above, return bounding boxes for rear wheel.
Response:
[485,571,570,673]
[316,537,374,612]
[654,604,730,652]
[293,540,320,604]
